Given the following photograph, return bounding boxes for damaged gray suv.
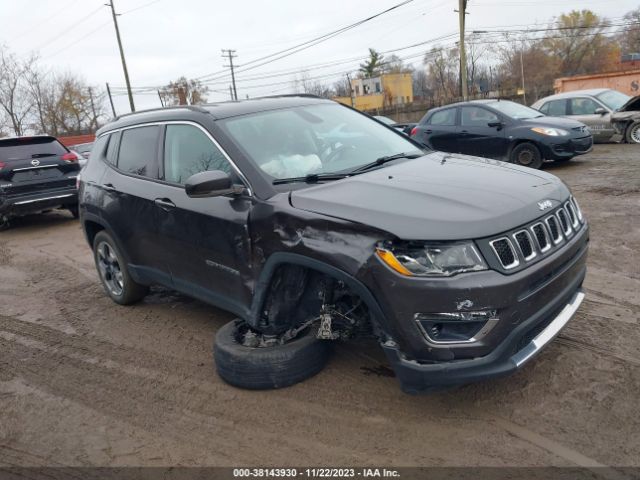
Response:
[79,96,588,393]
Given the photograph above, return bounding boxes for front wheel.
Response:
[214,320,332,390]
[510,142,543,169]
[93,231,148,305]
[625,121,640,144]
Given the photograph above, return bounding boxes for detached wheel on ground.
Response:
[92,231,148,305]
[510,142,542,169]
[214,320,332,390]
[625,121,640,144]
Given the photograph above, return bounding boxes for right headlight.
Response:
[376,242,488,277]
[531,127,569,136]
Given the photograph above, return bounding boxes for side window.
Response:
[569,98,600,115]
[91,134,109,161]
[538,103,550,115]
[163,124,232,184]
[546,100,567,116]
[117,126,160,178]
[461,106,498,127]
[105,131,120,165]
[429,108,456,126]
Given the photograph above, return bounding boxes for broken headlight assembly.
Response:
[376,241,488,277]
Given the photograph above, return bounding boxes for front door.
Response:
[567,97,614,141]
[424,107,459,152]
[155,123,253,314]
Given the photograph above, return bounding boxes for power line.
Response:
[31,5,105,52]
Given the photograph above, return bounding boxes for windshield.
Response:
[220,103,423,180]
[486,101,543,119]
[596,90,631,110]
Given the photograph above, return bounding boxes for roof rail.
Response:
[255,93,325,100]
[114,104,209,121]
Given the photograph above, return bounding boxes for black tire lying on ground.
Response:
[214,320,332,390]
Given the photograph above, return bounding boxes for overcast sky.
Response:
[1,0,637,114]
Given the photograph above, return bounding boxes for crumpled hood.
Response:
[618,94,640,112]
[290,151,570,240]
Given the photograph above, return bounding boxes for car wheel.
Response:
[0,214,10,231]
[625,121,640,144]
[93,231,148,305]
[214,320,332,390]
[510,142,542,169]
[68,205,79,219]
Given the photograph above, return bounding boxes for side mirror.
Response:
[185,170,242,198]
[594,107,607,115]
[487,120,504,129]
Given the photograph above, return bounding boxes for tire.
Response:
[0,214,10,231]
[625,121,640,144]
[92,231,148,305]
[68,205,79,219]
[214,320,331,390]
[510,142,543,169]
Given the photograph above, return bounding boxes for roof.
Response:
[534,89,612,102]
[429,98,517,110]
[98,95,333,135]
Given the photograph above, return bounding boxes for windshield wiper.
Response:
[272,172,349,185]
[31,153,56,158]
[349,152,422,174]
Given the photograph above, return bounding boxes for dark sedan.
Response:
[411,100,593,169]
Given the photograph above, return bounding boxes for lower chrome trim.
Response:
[13,193,76,205]
[12,165,58,172]
[511,290,585,367]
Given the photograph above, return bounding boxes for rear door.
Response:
[567,97,614,140]
[457,105,507,158]
[419,107,459,152]
[100,125,170,281]
[0,136,80,199]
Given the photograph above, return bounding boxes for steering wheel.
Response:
[323,143,355,164]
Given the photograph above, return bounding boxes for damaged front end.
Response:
[611,95,640,140]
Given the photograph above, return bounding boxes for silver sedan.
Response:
[531,89,640,144]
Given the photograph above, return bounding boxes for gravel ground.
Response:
[0,144,639,471]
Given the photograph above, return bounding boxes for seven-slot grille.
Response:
[489,197,585,270]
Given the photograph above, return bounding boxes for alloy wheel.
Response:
[96,241,124,296]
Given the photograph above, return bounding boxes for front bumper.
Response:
[382,278,585,394]
[0,187,78,218]
[540,135,593,160]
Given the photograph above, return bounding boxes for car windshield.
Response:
[486,101,543,119]
[596,90,631,110]
[220,103,423,180]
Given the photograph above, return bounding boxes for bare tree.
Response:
[412,68,431,100]
[620,7,640,54]
[332,77,352,97]
[0,48,36,136]
[293,71,332,98]
[160,77,209,106]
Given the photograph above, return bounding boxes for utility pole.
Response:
[105,82,116,117]
[222,49,238,101]
[88,87,98,129]
[229,85,234,100]
[107,0,135,112]
[346,73,355,107]
[520,44,527,104]
[157,90,164,107]
[456,0,469,101]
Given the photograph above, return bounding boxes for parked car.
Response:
[0,135,80,230]
[531,88,640,144]
[69,142,94,167]
[373,115,416,135]
[79,97,588,394]
[411,99,593,169]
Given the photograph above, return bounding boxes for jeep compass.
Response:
[79,96,588,393]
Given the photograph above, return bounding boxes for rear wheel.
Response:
[510,142,543,169]
[0,214,10,231]
[214,320,332,390]
[625,121,640,144]
[93,231,148,305]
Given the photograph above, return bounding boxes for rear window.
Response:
[117,126,159,178]
[0,137,67,161]
[429,108,456,126]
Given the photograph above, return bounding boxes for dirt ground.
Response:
[1,144,639,470]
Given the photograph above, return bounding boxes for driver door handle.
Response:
[154,198,176,211]
[102,183,117,192]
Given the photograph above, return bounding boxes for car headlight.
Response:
[376,242,487,277]
[531,127,569,136]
